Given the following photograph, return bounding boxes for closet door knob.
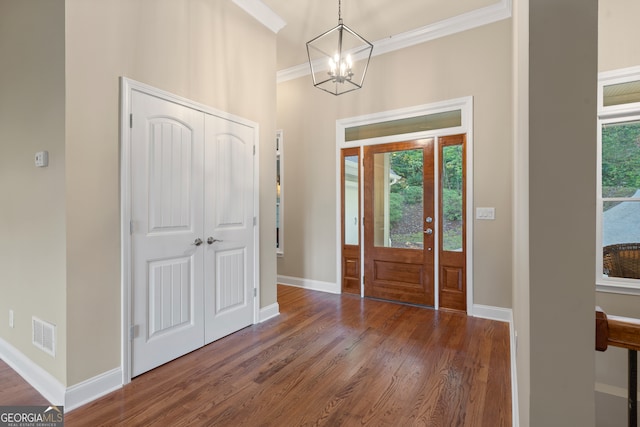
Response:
[193,238,203,246]
[207,237,222,244]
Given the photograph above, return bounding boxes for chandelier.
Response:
[306,0,373,96]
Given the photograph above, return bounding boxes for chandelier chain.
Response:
[338,0,342,21]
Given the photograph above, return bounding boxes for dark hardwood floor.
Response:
[2,285,511,426]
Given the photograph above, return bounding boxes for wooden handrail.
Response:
[596,306,640,427]
[596,306,640,352]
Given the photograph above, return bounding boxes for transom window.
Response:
[597,67,640,292]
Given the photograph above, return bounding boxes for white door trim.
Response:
[120,77,260,384]
[334,96,474,314]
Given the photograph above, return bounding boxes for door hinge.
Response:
[362,275,365,284]
[253,145,256,155]
[253,288,257,297]
[129,325,136,340]
[362,217,365,226]
[253,216,257,226]
[129,113,133,129]
[129,221,133,235]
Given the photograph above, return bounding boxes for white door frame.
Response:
[335,96,474,314]
[120,77,260,384]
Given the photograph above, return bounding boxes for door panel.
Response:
[341,148,361,294]
[438,135,466,311]
[204,114,255,344]
[364,139,435,306]
[131,91,256,376]
[131,91,205,377]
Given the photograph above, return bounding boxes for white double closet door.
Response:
[130,90,255,377]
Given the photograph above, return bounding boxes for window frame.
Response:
[276,130,284,256]
[596,66,640,295]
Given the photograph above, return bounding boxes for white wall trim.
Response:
[259,303,280,323]
[469,306,518,427]
[277,275,340,294]
[595,382,640,401]
[232,0,286,34]
[471,304,512,323]
[65,368,122,412]
[0,337,65,406]
[277,0,512,83]
[0,337,125,411]
[335,97,474,313]
[510,316,519,427]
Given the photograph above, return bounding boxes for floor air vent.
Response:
[32,316,56,357]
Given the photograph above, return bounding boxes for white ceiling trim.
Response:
[232,0,286,34]
[277,0,512,84]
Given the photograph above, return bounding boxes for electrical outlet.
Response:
[9,310,14,328]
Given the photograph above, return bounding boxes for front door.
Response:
[363,139,435,306]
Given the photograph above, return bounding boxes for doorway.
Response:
[341,136,467,310]
[363,139,435,306]
[121,79,258,380]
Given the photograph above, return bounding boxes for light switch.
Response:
[476,207,495,220]
[35,151,49,167]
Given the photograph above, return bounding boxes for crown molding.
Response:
[232,0,286,34]
[277,0,512,83]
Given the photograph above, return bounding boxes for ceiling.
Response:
[261,0,500,71]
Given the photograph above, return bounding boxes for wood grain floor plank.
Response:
[3,285,511,426]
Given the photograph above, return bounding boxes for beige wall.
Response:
[595,1,640,424]
[599,0,640,73]
[277,19,514,309]
[1,0,277,389]
[64,0,277,386]
[0,0,67,384]
[528,0,597,425]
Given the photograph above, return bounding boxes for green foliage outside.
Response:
[389,192,404,227]
[602,121,640,206]
[442,189,462,221]
[404,185,423,204]
[443,227,463,252]
[442,145,463,195]
[390,150,423,189]
[387,146,464,226]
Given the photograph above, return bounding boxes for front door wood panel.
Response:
[438,134,466,311]
[363,139,435,306]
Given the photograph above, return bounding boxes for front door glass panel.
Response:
[344,155,359,245]
[441,144,463,251]
[373,149,424,249]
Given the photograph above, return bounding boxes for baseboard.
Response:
[596,382,640,400]
[472,304,512,323]
[259,302,280,322]
[277,275,340,294]
[65,368,122,412]
[469,305,518,426]
[509,318,519,427]
[0,336,123,411]
[595,384,637,427]
[0,336,65,405]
